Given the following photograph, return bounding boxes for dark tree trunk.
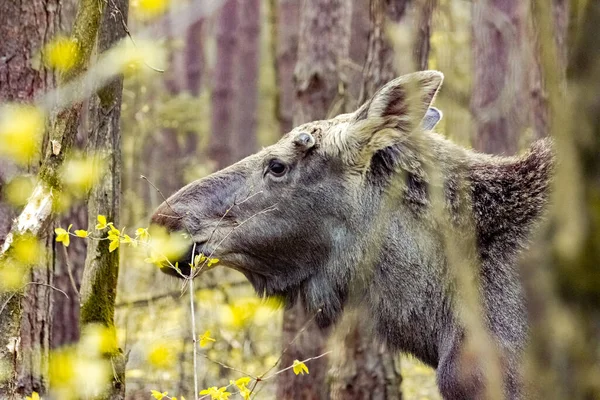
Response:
[529,0,569,140]
[471,0,528,155]
[184,17,205,159]
[0,0,59,397]
[210,0,239,169]
[521,1,600,399]
[359,0,403,104]
[292,0,352,126]
[277,1,352,399]
[161,13,185,195]
[329,1,437,398]
[51,206,86,348]
[413,0,436,71]
[274,0,300,135]
[51,0,90,347]
[232,0,261,160]
[79,0,129,398]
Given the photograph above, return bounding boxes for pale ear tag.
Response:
[421,107,443,130]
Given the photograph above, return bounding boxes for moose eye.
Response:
[267,160,288,177]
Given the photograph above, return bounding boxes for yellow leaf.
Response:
[199,386,231,400]
[199,330,216,348]
[207,258,219,267]
[147,342,174,369]
[234,377,251,388]
[135,227,149,241]
[231,377,252,400]
[55,227,70,247]
[238,387,251,400]
[150,390,168,400]
[193,253,207,268]
[144,251,168,267]
[44,36,79,72]
[0,104,45,165]
[109,225,120,236]
[108,236,120,252]
[292,360,309,375]
[120,234,137,247]
[61,157,100,196]
[25,392,40,400]
[199,387,217,395]
[12,234,44,265]
[74,229,88,238]
[96,215,108,230]
[4,175,35,206]
[133,0,170,19]
[147,226,189,264]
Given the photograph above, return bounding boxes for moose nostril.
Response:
[150,203,184,233]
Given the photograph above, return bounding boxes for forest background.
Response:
[1,0,599,399]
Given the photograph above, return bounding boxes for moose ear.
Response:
[422,107,443,131]
[354,70,443,129]
[324,71,443,167]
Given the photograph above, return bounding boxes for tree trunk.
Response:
[210,0,239,169]
[528,0,569,140]
[471,0,528,155]
[0,1,59,397]
[274,0,300,135]
[521,0,600,398]
[161,12,185,195]
[276,1,352,399]
[79,0,128,398]
[51,0,90,346]
[184,16,205,159]
[52,206,86,348]
[232,0,261,160]
[329,1,437,398]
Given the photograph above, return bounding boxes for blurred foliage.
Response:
[0,104,45,165]
[0,0,482,398]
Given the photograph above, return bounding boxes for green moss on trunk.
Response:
[80,237,119,327]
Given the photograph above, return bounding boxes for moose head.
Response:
[150,71,444,327]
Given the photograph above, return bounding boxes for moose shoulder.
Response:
[150,71,553,399]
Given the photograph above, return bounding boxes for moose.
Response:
[151,71,553,399]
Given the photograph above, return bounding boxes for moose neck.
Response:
[361,132,553,367]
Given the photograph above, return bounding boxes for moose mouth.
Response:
[159,240,213,279]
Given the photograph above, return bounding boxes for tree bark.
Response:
[0,1,58,398]
[329,1,437,398]
[277,1,352,399]
[471,0,528,155]
[161,12,186,195]
[232,0,261,160]
[52,206,86,348]
[528,0,569,140]
[184,15,205,159]
[209,0,239,170]
[79,0,128,399]
[521,0,600,398]
[274,0,300,135]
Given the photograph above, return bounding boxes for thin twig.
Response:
[259,308,321,378]
[110,0,165,73]
[0,282,69,317]
[61,245,80,296]
[194,205,277,278]
[114,279,248,308]
[199,353,255,378]
[262,351,332,380]
[188,242,199,400]
[203,189,264,250]
[140,175,182,221]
